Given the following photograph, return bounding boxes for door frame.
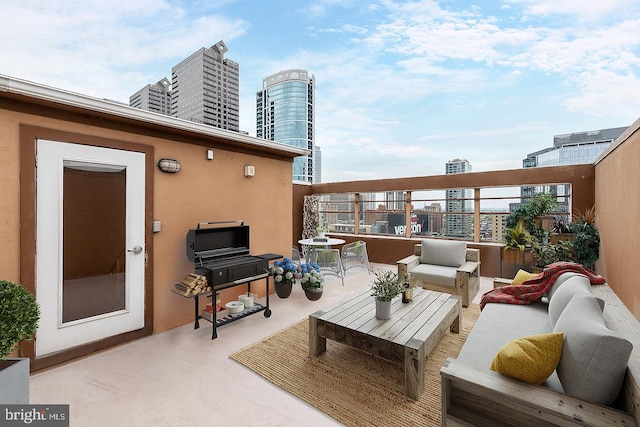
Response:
[20,125,154,371]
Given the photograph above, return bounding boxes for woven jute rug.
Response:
[230,303,480,426]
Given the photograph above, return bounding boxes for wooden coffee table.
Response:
[309,287,461,400]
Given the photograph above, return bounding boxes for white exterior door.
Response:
[35,139,146,356]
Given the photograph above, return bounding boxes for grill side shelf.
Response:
[202,303,267,326]
[172,265,278,339]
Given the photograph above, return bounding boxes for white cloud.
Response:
[355,1,640,119]
[2,0,638,183]
[564,70,640,120]
[0,1,249,100]
[505,0,637,22]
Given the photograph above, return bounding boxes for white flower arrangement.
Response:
[268,258,298,286]
[300,263,324,290]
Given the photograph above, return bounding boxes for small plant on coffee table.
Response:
[370,270,405,302]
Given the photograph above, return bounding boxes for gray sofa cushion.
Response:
[553,294,633,406]
[420,239,466,267]
[457,302,564,393]
[548,274,592,327]
[410,264,457,287]
[546,272,585,300]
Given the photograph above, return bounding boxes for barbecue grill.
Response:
[180,220,281,339]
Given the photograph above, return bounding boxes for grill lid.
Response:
[186,221,250,264]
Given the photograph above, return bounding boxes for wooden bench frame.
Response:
[397,243,480,307]
[440,283,640,426]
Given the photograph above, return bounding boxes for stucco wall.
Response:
[150,137,294,332]
[595,119,640,318]
[0,99,295,338]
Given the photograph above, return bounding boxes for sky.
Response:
[2,0,639,183]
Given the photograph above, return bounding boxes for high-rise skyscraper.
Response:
[519,126,627,209]
[129,77,171,115]
[256,69,316,183]
[170,40,239,131]
[445,159,473,238]
[385,191,405,210]
[313,145,322,184]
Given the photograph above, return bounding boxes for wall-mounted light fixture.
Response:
[157,158,181,173]
[244,165,255,177]
[207,149,214,160]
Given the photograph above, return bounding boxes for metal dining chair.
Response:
[341,240,371,274]
[291,245,302,266]
[311,248,344,286]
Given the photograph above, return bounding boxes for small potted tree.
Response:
[370,270,405,320]
[503,220,533,267]
[0,280,40,404]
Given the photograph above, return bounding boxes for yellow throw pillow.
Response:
[490,333,564,384]
[511,269,538,286]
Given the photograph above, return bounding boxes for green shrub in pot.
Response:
[0,280,40,359]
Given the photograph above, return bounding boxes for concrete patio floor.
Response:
[29,263,492,427]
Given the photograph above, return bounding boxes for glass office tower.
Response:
[445,159,473,238]
[256,69,316,183]
[520,126,627,207]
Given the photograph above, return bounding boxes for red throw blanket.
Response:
[480,262,606,310]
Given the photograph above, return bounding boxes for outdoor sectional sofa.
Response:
[440,272,640,426]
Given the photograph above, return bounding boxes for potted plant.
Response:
[269,258,299,298]
[300,263,324,301]
[0,280,40,404]
[549,217,575,244]
[370,270,405,320]
[316,226,328,238]
[569,206,600,270]
[503,220,533,266]
[530,239,574,272]
[529,192,559,231]
[505,193,558,234]
[506,192,558,241]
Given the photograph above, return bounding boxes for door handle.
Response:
[128,245,143,254]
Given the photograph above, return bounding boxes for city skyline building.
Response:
[170,40,239,131]
[385,191,405,210]
[129,77,171,116]
[519,126,627,211]
[256,69,316,183]
[313,145,322,184]
[445,159,473,238]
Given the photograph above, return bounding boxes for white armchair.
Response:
[397,239,480,307]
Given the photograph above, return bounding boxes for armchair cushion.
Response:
[420,239,466,267]
[410,264,457,287]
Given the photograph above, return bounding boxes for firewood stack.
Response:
[174,273,210,296]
